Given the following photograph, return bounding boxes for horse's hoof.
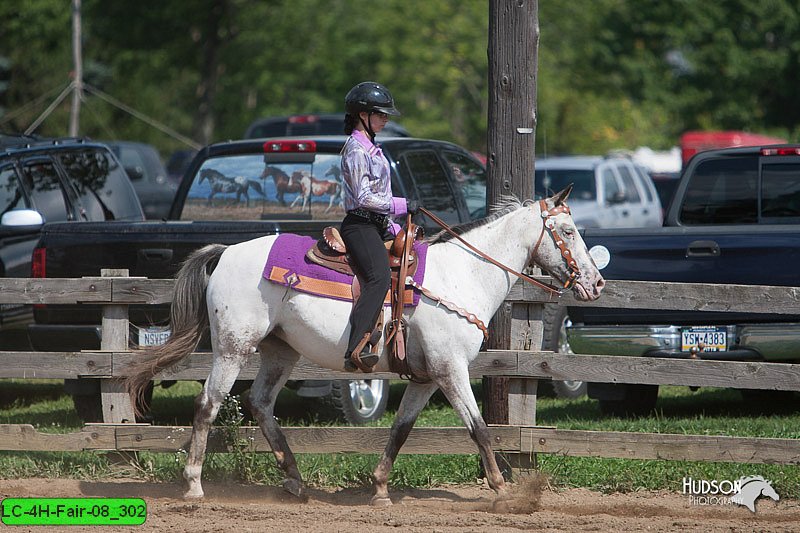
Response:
[370,495,392,508]
[183,490,204,501]
[491,498,512,513]
[282,478,304,498]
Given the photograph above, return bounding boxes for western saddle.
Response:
[305,215,421,376]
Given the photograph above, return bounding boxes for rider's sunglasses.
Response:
[372,112,390,121]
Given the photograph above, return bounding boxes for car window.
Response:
[616,164,642,203]
[182,153,344,221]
[534,168,595,201]
[20,160,70,223]
[633,164,656,203]
[398,150,460,225]
[761,162,800,219]
[0,166,29,218]
[679,156,758,224]
[57,149,144,221]
[600,166,621,202]
[442,150,486,220]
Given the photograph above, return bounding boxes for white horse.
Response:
[124,186,604,506]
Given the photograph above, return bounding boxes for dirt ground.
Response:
[0,478,797,532]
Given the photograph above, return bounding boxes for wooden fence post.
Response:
[486,0,541,480]
[100,268,136,423]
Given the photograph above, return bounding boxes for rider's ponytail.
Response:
[343,113,357,135]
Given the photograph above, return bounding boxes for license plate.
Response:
[138,326,171,347]
[681,326,726,352]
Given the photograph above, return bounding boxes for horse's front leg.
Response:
[436,365,507,497]
[372,381,439,507]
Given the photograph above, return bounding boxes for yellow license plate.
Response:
[681,326,726,352]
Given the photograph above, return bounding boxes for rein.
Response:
[419,206,572,296]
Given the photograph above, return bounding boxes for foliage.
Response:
[1,1,798,168]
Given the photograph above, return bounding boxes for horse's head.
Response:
[533,185,604,301]
[325,166,341,180]
[199,169,210,183]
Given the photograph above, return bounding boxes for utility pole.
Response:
[484,0,540,473]
[69,0,83,137]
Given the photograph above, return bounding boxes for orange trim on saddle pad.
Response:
[267,266,415,305]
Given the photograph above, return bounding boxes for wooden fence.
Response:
[1,273,800,467]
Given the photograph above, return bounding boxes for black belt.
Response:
[348,208,389,228]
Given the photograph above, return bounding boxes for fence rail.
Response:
[1,275,799,465]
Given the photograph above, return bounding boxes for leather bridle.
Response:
[531,199,581,290]
[419,205,579,297]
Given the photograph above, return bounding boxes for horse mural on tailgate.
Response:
[260,165,303,207]
[199,168,265,207]
[288,169,342,212]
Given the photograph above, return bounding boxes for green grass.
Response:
[1,379,799,498]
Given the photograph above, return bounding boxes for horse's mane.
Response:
[425,195,535,244]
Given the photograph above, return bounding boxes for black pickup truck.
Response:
[0,135,143,348]
[566,144,800,415]
[31,135,488,423]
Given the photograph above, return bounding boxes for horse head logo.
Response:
[730,476,779,513]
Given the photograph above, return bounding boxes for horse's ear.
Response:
[553,183,573,206]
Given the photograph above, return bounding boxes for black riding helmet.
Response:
[344,82,400,141]
[345,81,401,116]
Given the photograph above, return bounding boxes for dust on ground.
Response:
[0,476,796,532]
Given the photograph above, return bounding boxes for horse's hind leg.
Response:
[436,366,507,496]
[183,354,247,500]
[371,381,439,507]
[247,338,304,497]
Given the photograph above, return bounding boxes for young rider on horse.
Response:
[340,81,420,372]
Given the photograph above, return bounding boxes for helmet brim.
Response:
[373,106,401,117]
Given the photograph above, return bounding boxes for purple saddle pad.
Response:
[263,233,428,306]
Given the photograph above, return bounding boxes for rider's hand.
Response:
[406,199,421,214]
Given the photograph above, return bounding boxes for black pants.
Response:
[340,213,391,356]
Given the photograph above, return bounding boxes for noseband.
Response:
[532,199,581,289]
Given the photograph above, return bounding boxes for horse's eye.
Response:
[563,227,575,237]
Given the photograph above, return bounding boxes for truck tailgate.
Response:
[573,225,800,325]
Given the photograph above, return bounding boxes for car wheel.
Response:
[598,384,659,417]
[327,379,389,425]
[542,304,587,399]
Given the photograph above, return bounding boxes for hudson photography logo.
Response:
[682,475,780,513]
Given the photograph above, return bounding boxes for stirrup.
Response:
[344,351,379,372]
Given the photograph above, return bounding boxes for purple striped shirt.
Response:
[341,130,407,223]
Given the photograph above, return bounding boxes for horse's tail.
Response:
[123,244,228,416]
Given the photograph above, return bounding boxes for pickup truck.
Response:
[566,144,800,415]
[30,135,488,423]
[0,135,144,349]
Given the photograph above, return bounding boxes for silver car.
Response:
[534,154,662,400]
[535,154,662,228]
